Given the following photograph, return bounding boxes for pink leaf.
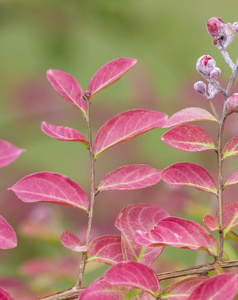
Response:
[224,170,238,188]
[161,125,215,152]
[87,235,123,265]
[162,276,209,300]
[104,262,160,296]
[0,216,17,249]
[0,140,25,168]
[60,231,88,252]
[87,58,137,99]
[188,273,238,300]
[161,162,217,195]
[79,276,156,300]
[41,122,88,145]
[93,109,167,158]
[47,69,86,116]
[163,107,217,128]
[0,288,15,300]
[97,164,161,192]
[115,204,169,265]
[135,217,218,257]
[9,172,89,212]
[203,215,219,232]
[223,135,238,159]
[219,203,238,237]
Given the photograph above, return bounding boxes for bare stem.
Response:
[76,99,96,287]
[220,49,235,70]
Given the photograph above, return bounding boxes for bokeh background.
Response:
[1,1,238,298]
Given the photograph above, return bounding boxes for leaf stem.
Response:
[76,98,96,287]
[216,110,226,260]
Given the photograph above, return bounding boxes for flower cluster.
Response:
[207,17,238,50]
[194,17,238,103]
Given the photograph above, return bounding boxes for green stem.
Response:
[217,111,226,260]
[76,99,96,287]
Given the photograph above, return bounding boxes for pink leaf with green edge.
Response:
[0,140,25,168]
[47,69,86,116]
[0,288,15,300]
[219,203,238,237]
[163,107,217,128]
[104,262,160,297]
[188,273,238,300]
[224,170,238,188]
[0,216,17,249]
[60,231,88,252]
[115,204,169,265]
[162,276,209,300]
[97,165,161,192]
[93,109,167,159]
[135,217,218,257]
[161,162,217,195]
[223,135,238,159]
[87,58,137,99]
[203,215,219,232]
[87,235,123,265]
[41,122,88,145]
[79,276,157,300]
[9,172,89,212]
[161,125,216,152]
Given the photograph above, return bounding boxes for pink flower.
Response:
[196,55,216,80]
[207,17,226,38]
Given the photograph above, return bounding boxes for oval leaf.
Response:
[161,125,216,152]
[79,276,156,300]
[0,140,25,168]
[104,262,160,297]
[9,172,89,212]
[97,164,161,192]
[60,231,88,252]
[224,170,238,188]
[41,122,88,145]
[47,69,86,115]
[163,107,217,128]
[115,204,169,265]
[188,273,238,300]
[219,203,238,237]
[203,215,219,232]
[87,235,123,265]
[161,162,217,195]
[87,58,137,99]
[223,135,238,159]
[0,216,17,249]
[93,109,167,158]
[0,288,15,300]
[162,277,209,300]
[135,217,218,257]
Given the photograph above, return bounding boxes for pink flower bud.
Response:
[84,91,91,99]
[207,17,226,38]
[226,93,238,115]
[209,67,221,82]
[194,81,206,96]
[196,55,216,80]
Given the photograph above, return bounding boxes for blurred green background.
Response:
[1,1,238,298]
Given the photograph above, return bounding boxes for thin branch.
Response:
[37,260,238,299]
[76,99,96,287]
[157,260,238,281]
[220,49,235,70]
